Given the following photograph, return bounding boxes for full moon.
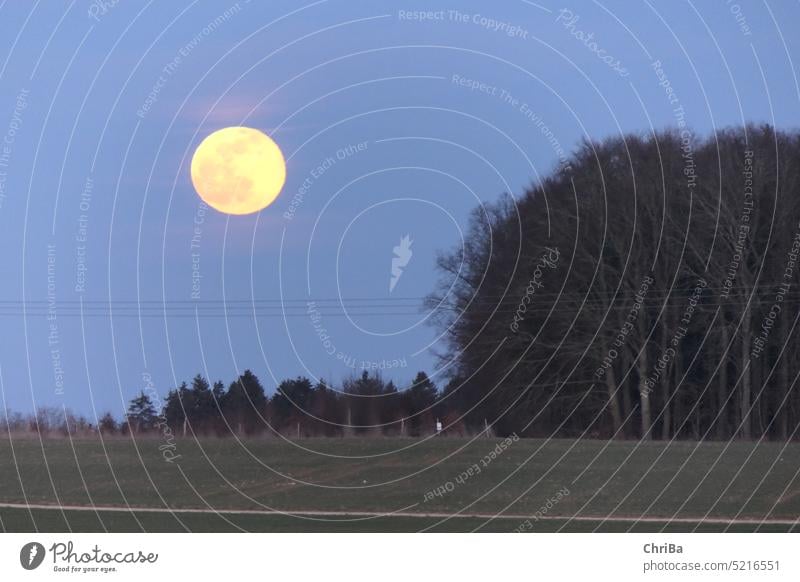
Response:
[190,126,286,215]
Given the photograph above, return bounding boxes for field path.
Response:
[1,501,797,526]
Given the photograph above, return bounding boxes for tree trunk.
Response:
[778,319,790,440]
[661,316,672,440]
[716,322,729,440]
[603,365,624,438]
[638,352,651,439]
[663,346,678,440]
[740,325,752,440]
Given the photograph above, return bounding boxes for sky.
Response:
[0,0,797,418]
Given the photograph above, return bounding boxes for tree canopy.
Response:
[429,125,800,440]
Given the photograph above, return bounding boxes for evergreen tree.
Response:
[404,371,438,435]
[221,370,267,435]
[190,374,215,434]
[271,376,314,429]
[163,382,189,434]
[126,391,157,434]
[98,412,118,435]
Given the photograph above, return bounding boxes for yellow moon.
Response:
[190,126,286,215]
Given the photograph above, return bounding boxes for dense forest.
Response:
[5,125,799,441]
[431,124,800,441]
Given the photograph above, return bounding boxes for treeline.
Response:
[10,125,800,443]
[0,407,98,437]
[2,370,452,438]
[430,125,800,441]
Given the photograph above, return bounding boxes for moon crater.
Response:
[190,126,286,215]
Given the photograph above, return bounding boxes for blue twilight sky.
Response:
[0,0,797,417]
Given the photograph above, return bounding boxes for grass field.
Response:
[0,436,798,532]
